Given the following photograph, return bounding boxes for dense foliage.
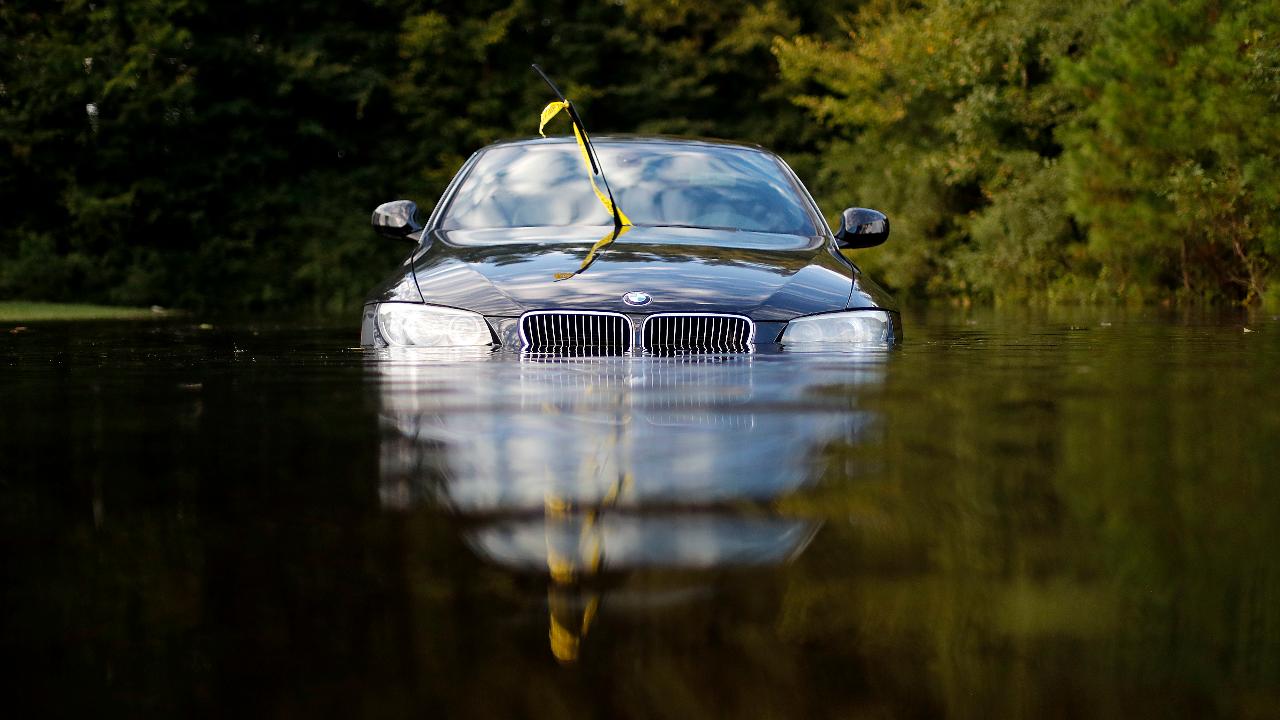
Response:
[2,0,1277,311]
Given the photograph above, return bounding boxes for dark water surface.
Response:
[3,309,1279,718]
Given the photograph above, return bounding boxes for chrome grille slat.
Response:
[640,313,754,353]
[520,311,633,353]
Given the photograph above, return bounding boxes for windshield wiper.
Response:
[647,223,744,233]
[532,64,627,232]
[533,64,632,281]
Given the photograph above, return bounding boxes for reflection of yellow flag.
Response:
[539,101,632,227]
[553,224,631,281]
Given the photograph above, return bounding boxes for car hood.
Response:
[410,226,861,320]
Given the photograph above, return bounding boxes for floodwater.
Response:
[2,308,1279,718]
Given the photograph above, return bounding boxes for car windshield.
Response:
[440,141,818,237]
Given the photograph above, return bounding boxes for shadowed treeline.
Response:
[2,1,1277,311]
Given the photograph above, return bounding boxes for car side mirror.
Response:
[834,207,889,249]
[372,200,423,242]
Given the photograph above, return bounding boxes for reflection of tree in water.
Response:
[375,332,1280,716]
[8,321,1280,718]
[770,324,1280,717]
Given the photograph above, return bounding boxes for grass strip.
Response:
[0,301,171,323]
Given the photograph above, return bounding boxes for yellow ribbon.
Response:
[539,101,632,227]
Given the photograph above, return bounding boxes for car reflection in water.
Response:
[370,348,887,663]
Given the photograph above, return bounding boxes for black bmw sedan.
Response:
[360,136,899,352]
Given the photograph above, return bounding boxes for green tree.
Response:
[2,0,845,311]
[1058,0,1280,304]
[6,0,1276,309]
[774,0,1115,301]
[1,0,415,311]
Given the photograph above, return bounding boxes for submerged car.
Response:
[360,136,900,352]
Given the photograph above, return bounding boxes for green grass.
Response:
[0,301,170,322]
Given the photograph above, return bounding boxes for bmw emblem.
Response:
[622,291,652,306]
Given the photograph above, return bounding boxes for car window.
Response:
[441,142,818,237]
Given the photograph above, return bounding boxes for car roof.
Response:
[482,134,772,154]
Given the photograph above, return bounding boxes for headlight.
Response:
[781,309,893,344]
[375,303,493,347]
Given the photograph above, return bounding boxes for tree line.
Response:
[2,0,1277,311]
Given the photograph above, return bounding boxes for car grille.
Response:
[641,314,754,353]
[519,311,755,353]
[520,311,632,352]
